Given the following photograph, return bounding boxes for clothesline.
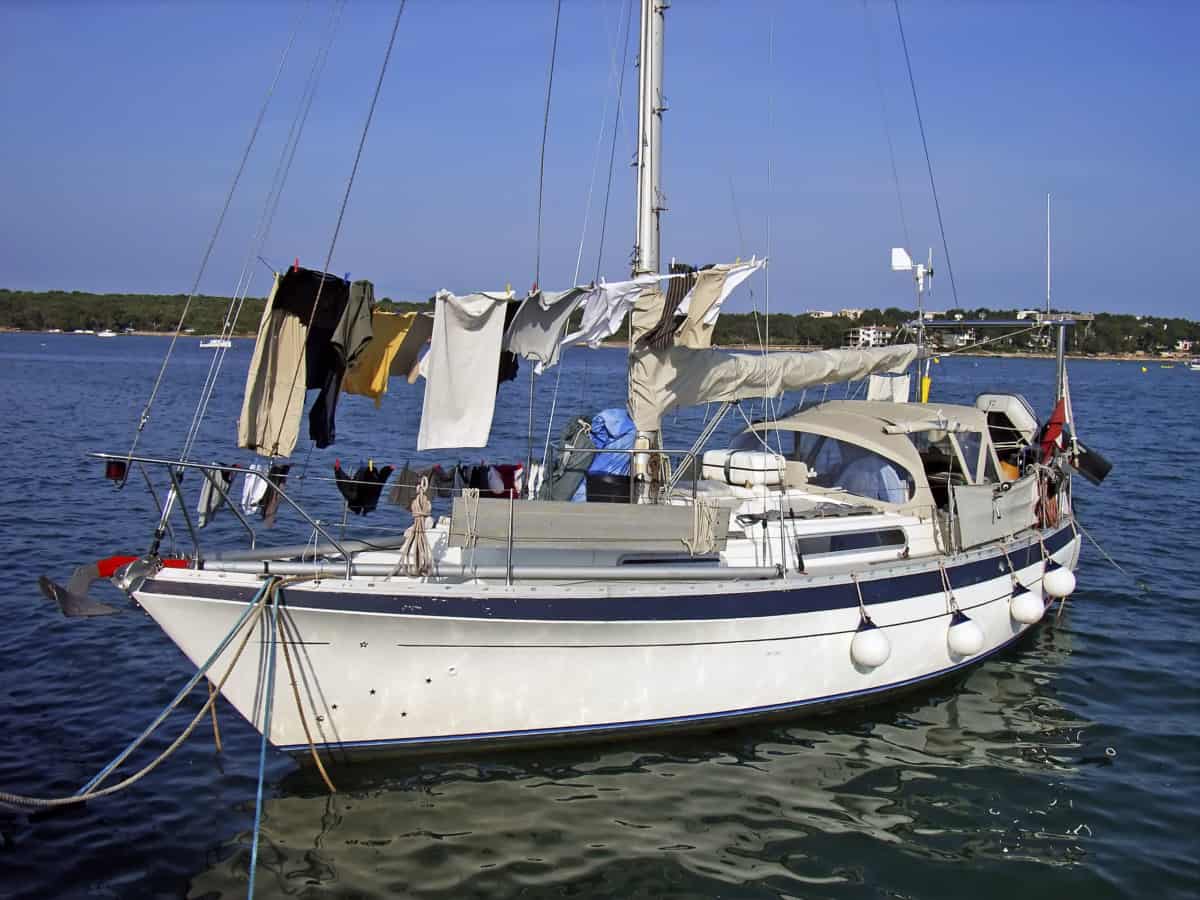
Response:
[234,257,766,465]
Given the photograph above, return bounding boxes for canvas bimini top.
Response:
[738,400,1000,513]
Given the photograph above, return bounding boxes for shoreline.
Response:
[4,328,1192,362]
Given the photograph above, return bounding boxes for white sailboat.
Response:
[55,2,1102,760]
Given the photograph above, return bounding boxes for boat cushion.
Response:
[448,498,729,552]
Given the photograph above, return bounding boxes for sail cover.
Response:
[628,344,919,432]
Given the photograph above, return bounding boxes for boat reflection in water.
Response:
[187,625,1098,898]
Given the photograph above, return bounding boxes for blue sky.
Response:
[2,1,1196,318]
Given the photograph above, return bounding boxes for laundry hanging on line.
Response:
[496,300,522,388]
[672,257,765,348]
[197,464,238,528]
[260,463,292,527]
[237,266,374,457]
[502,286,588,374]
[240,463,270,514]
[417,289,511,451]
[308,279,374,448]
[341,310,435,407]
[635,263,698,350]
[333,460,395,515]
[559,276,663,349]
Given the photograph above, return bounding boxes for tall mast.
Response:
[633,0,665,276]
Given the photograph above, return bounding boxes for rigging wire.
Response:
[543,0,632,478]
[534,0,563,289]
[181,0,347,463]
[122,5,308,469]
[573,0,630,286]
[528,0,564,491]
[893,0,959,306]
[862,0,912,255]
[268,0,408,455]
[726,175,767,352]
[936,323,1041,357]
[762,9,776,425]
[594,0,635,282]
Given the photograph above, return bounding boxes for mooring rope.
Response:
[276,611,336,794]
[75,579,273,796]
[247,590,280,899]
[0,582,276,810]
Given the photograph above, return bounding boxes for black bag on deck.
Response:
[548,415,595,501]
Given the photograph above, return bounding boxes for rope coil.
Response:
[395,476,433,577]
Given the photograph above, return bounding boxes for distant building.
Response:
[952,313,965,321]
[1016,309,1042,321]
[1176,339,1194,352]
[845,325,896,348]
[805,310,834,318]
[838,308,865,320]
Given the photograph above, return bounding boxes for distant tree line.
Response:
[0,289,431,335]
[1,289,1196,354]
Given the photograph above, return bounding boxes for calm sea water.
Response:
[0,333,1196,899]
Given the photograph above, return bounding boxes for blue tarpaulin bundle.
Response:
[588,408,637,476]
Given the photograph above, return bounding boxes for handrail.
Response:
[89,452,352,576]
[197,466,257,550]
[165,465,202,562]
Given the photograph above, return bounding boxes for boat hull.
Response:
[133,526,1079,757]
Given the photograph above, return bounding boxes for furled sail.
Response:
[628,344,920,432]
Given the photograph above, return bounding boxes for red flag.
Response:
[1040,399,1067,463]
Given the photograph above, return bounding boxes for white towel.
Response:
[417,290,510,450]
[240,463,269,514]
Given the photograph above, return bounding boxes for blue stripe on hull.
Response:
[278,620,1038,755]
[143,525,1075,623]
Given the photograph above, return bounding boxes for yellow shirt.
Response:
[342,311,419,407]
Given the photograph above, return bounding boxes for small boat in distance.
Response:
[96,329,118,338]
[1189,358,1200,371]
[199,337,233,349]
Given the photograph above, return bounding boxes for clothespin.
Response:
[293,257,300,272]
[368,458,374,472]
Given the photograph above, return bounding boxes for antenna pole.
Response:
[1046,192,1051,315]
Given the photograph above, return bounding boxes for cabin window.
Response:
[787,434,913,503]
[795,528,907,556]
[955,431,983,482]
[982,450,1001,484]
